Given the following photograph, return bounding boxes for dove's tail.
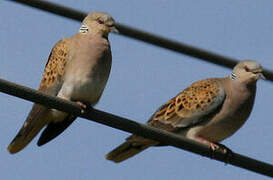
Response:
[37,115,76,146]
[105,135,158,163]
[7,104,50,154]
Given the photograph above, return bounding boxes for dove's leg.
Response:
[194,136,232,154]
[76,101,87,109]
[194,137,222,159]
[195,137,221,151]
[58,87,92,112]
[214,142,233,164]
[76,101,93,113]
[195,137,233,163]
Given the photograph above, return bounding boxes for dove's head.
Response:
[79,11,118,36]
[231,60,265,83]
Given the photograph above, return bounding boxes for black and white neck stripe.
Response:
[230,72,237,80]
[79,24,89,34]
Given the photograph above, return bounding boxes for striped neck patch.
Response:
[230,72,237,80]
[79,24,89,34]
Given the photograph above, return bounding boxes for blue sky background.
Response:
[1,0,272,179]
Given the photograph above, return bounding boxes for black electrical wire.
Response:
[0,78,272,177]
[7,0,273,82]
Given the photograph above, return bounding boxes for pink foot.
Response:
[208,142,220,151]
[77,101,87,109]
[195,136,233,163]
[76,101,89,113]
[195,137,227,153]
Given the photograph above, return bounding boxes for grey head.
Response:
[230,60,265,83]
[79,11,118,35]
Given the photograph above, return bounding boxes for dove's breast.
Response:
[57,35,112,105]
[188,79,257,142]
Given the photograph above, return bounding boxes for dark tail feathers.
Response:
[105,135,158,163]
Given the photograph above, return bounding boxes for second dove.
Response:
[106,60,264,163]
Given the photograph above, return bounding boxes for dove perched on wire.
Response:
[8,11,118,154]
[106,60,265,163]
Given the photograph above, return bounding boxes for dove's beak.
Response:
[259,73,266,80]
[110,25,119,33]
[253,68,266,80]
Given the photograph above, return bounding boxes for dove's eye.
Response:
[97,19,104,24]
[244,66,250,72]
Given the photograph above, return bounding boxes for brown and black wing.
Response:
[105,79,226,162]
[7,39,69,154]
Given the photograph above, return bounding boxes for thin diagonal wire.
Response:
[6,0,273,81]
[0,78,272,177]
